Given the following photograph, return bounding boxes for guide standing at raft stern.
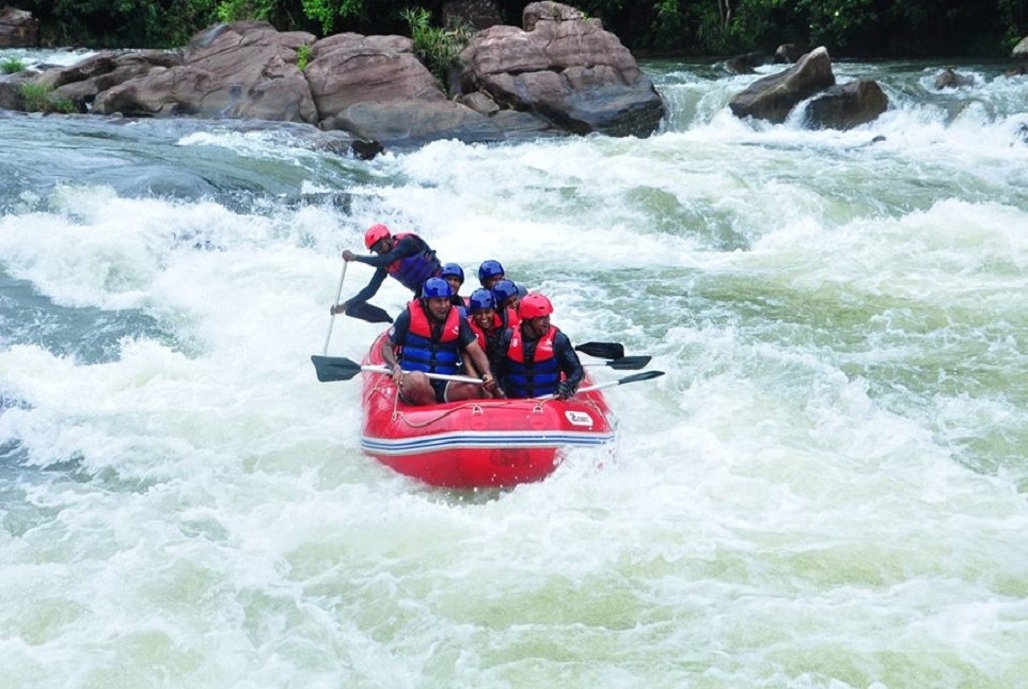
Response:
[330,223,442,317]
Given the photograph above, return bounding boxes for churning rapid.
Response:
[1,50,1027,687]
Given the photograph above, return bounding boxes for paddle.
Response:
[310,356,483,385]
[321,262,348,357]
[584,355,651,371]
[533,370,665,399]
[575,341,625,359]
[576,370,665,394]
[313,264,394,382]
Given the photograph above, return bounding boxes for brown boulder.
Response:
[933,68,974,89]
[94,21,317,123]
[1013,36,1028,58]
[804,79,888,130]
[775,43,807,63]
[0,6,36,48]
[38,51,184,112]
[0,69,35,109]
[523,1,584,28]
[729,46,835,124]
[323,99,505,148]
[459,1,663,137]
[304,33,445,124]
[724,51,769,75]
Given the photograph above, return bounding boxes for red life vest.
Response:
[468,312,504,353]
[503,305,521,329]
[505,325,560,397]
[507,325,556,363]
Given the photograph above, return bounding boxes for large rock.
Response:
[775,43,807,63]
[723,51,770,75]
[0,6,36,48]
[94,21,317,122]
[324,100,503,147]
[729,46,835,124]
[304,33,445,124]
[5,8,663,149]
[459,1,664,137]
[1013,36,1028,58]
[933,68,974,89]
[0,69,35,109]
[804,79,888,130]
[39,51,184,112]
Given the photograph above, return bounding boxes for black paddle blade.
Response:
[311,355,363,382]
[617,370,665,386]
[347,302,393,324]
[575,341,625,359]
[605,355,652,370]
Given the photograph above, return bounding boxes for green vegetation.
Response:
[296,42,312,71]
[1,57,27,74]
[300,0,365,35]
[13,0,1028,58]
[19,83,76,113]
[401,7,473,86]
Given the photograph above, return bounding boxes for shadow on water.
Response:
[0,112,377,213]
[416,485,511,505]
[0,268,174,365]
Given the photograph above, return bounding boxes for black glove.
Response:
[557,380,577,400]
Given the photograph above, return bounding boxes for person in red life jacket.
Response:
[330,223,441,317]
[381,277,501,406]
[440,262,469,319]
[467,288,506,360]
[491,278,522,329]
[492,293,584,400]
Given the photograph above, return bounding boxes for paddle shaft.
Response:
[362,364,484,385]
[322,261,348,355]
[579,370,664,393]
[536,370,665,398]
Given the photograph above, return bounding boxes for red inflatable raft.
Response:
[360,331,617,488]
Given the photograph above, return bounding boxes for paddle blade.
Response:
[617,370,665,386]
[347,302,393,324]
[575,341,625,359]
[605,355,652,370]
[311,355,363,382]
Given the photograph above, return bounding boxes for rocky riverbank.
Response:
[5,1,1024,155]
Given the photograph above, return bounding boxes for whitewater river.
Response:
[2,50,1027,687]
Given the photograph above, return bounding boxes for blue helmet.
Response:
[422,277,453,299]
[477,259,504,283]
[469,288,495,312]
[440,263,465,282]
[491,279,518,305]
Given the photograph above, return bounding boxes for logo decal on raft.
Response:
[565,411,594,427]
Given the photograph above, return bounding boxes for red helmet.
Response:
[519,293,553,319]
[364,223,391,250]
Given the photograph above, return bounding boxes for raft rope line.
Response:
[397,398,553,429]
[368,374,607,428]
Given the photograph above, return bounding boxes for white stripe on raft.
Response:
[361,430,616,456]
